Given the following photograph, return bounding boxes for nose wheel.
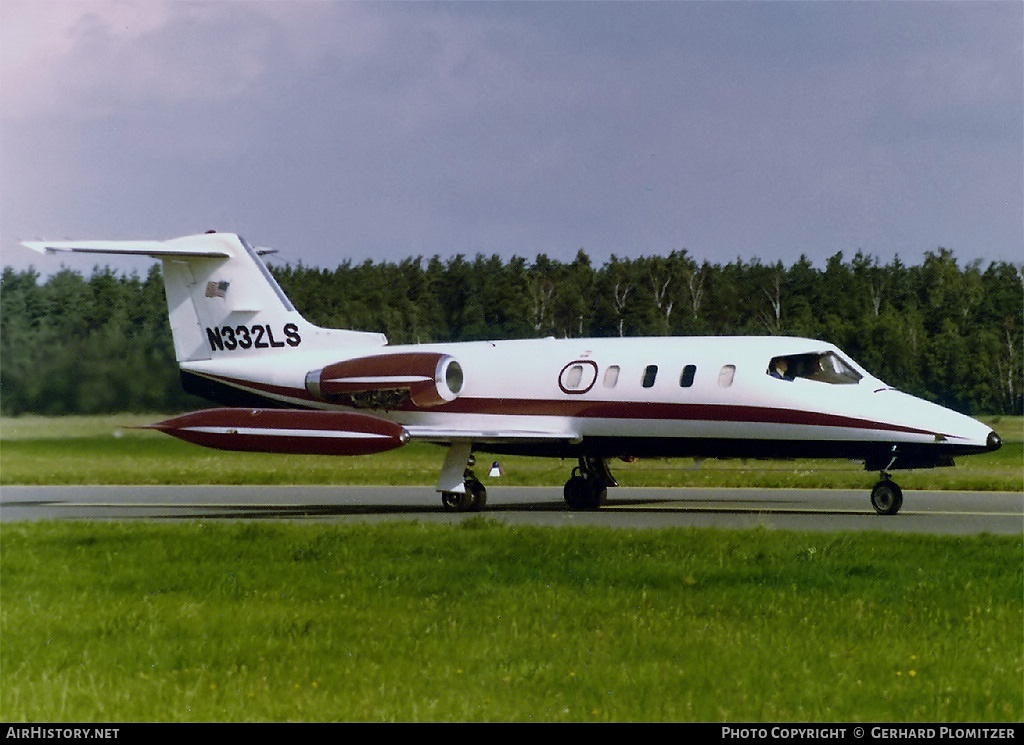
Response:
[870,476,903,515]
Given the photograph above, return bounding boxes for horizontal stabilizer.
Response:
[21,238,231,259]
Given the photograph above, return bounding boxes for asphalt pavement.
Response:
[2,485,1020,534]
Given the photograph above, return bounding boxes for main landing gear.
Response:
[441,476,487,512]
[563,457,618,511]
[440,459,487,512]
[438,447,618,513]
[438,443,487,512]
[870,473,904,515]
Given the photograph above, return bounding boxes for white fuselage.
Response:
[180,334,995,468]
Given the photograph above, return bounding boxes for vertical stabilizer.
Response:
[22,232,387,363]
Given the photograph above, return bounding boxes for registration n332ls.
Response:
[24,232,1002,514]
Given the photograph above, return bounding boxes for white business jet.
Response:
[24,232,1002,515]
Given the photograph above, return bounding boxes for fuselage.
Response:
[180,334,999,470]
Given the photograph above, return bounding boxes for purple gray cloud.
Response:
[2,1,1020,276]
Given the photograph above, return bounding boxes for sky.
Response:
[2,0,1021,278]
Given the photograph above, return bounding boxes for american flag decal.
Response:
[205,280,230,298]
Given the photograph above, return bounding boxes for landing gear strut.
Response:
[564,456,617,510]
[438,443,487,513]
[870,473,903,515]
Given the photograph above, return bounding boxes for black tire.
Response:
[465,478,487,512]
[870,480,903,515]
[564,475,606,511]
[442,480,487,512]
[441,490,469,511]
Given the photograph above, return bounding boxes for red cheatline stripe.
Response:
[191,372,948,438]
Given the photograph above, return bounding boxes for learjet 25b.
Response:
[24,231,1002,514]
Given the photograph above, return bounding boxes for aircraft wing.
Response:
[146,408,580,457]
[403,425,582,445]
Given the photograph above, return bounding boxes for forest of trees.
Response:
[1,247,1021,416]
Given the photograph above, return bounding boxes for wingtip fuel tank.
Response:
[146,408,409,456]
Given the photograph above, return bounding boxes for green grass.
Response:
[1,415,1021,490]
[1,521,1021,722]
[2,416,1021,722]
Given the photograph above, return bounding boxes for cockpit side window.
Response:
[767,352,862,385]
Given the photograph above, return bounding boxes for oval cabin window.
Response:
[558,360,598,394]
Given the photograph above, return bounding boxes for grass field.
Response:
[1,414,1021,722]
[1,521,1021,722]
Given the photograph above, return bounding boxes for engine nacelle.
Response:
[305,351,463,409]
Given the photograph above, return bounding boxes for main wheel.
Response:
[465,478,487,512]
[564,474,606,511]
[870,480,904,515]
[442,479,487,512]
[441,490,470,511]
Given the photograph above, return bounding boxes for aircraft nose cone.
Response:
[987,431,1002,452]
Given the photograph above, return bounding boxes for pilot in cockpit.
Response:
[768,352,862,385]
[769,357,792,380]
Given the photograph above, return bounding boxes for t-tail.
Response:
[22,231,386,363]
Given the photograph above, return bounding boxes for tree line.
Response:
[2,248,1021,416]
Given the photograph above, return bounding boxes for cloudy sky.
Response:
[2,0,1021,277]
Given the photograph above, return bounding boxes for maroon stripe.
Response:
[429,399,943,437]
[194,372,945,438]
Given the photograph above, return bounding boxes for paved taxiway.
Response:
[1,485,1020,534]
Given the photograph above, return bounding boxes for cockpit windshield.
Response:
[767,352,862,385]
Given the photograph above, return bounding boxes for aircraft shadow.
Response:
[48,495,867,520]
[2,494,877,521]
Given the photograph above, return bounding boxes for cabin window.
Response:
[718,364,736,388]
[558,360,598,394]
[679,364,696,387]
[642,365,658,388]
[604,365,620,388]
[767,352,862,385]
